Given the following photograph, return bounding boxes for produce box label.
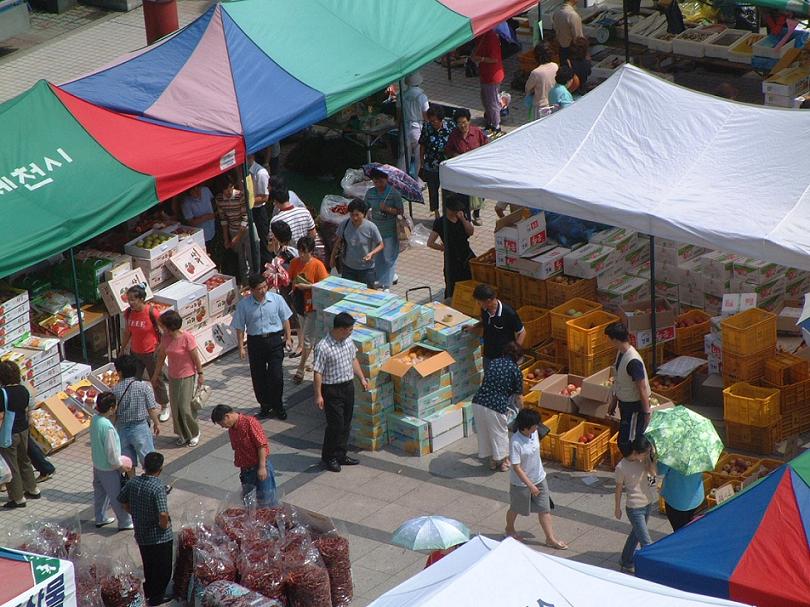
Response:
[563,244,618,279]
[494,210,547,255]
[167,243,216,281]
[194,316,237,364]
[99,268,153,315]
[350,324,387,352]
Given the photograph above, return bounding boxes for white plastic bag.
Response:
[319,195,351,225]
[340,169,373,199]
[0,455,10,484]
[408,223,432,248]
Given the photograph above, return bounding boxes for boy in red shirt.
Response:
[122,285,170,422]
[289,235,329,384]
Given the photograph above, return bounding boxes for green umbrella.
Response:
[645,406,724,475]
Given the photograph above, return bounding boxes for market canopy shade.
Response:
[370,535,751,606]
[62,0,536,152]
[636,451,810,607]
[0,80,244,278]
[441,65,810,271]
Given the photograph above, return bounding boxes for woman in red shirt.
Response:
[152,310,204,447]
[445,108,488,225]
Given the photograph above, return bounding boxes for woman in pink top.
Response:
[525,42,559,117]
[152,310,204,447]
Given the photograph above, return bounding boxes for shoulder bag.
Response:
[191,384,211,413]
[0,387,15,449]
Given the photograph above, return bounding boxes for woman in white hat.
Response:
[401,71,429,177]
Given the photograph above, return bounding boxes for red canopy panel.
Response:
[440,0,537,35]
[52,84,245,200]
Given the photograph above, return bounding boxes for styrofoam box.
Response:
[0,310,30,337]
[671,28,724,58]
[726,32,762,64]
[167,225,206,249]
[0,326,28,349]
[763,66,810,98]
[648,30,675,53]
[124,229,179,261]
[32,362,62,387]
[430,424,465,453]
[33,374,62,398]
[705,29,752,59]
[153,280,208,319]
[60,361,92,388]
[591,54,625,81]
[752,35,795,60]
[88,362,118,392]
[0,299,28,326]
[196,273,238,319]
[764,92,805,109]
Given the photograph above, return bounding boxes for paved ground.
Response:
[0,3,773,605]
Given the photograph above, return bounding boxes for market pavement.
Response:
[0,5,674,604]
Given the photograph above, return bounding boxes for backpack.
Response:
[125,304,161,341]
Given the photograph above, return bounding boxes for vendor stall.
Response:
[0,547,77,607]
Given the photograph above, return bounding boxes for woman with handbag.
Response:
[471,342,524,472]
[90,392,133,529]
[364,169,403,290]
[0,360,40,509]
[289,236,329,384]
[152,310,204,447]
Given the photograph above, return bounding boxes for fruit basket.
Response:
[522,359,561,394]
[720,308,776,357]
[723,382,780,427]
[566,310,620,356]
[541,413,586,461]
[520,275,547,308]
[550,298,602,341]
[469,248,496,286]
[724,420,781,454]
[673,309,711,355]
[709,453,761,486]
[518,305,551,347]
[546,276,597,308]
[560,421,611,471]
[650,374,692,405]
[496,268,523,309]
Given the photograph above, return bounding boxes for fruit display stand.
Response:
[560,421,611,471]
[540,413,586,461]
[546,276,597,308]
[517,305,550,347]
[469,249,496,286]
[650,374,692,405]
[549,298,602,341]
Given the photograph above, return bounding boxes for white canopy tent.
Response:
[369,536,750,606]
[440,65,810,271]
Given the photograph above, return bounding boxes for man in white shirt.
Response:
[248,151,272,267]
[269,176,316,244]
[401,71,429,177]
[552,0,583,62]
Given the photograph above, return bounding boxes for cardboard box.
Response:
[388,330,417,355]
[311,276,364,310]
[387,412,431,456]
[396,385,454,418]
[344,291,399,309]
[581,366,615,403]
[495,247,520,270]
[0,326,29,349]
[732,258,786,284]
[153,280,208,319]
[653,240,707,265]
[381,343,454,391]
[589,227,638,254]
[621,300,676,348]
[167,224,206,248]
[60,361,91,388]
[33,374,62,398]
[430,424,465,452]
[134,261,174,290]
[778,306,802,335]
[124,228,180,261]
[166,243,216,282]
[366,300,420,334]
[424,403,465,437]
[194,316,238,364]
[196,273,238,319]
[762,65,810,97]
[574,395,612,419]
[356,344,392,366]
[99,268,154,315]
[0,284,29,316]
[0,309,30,337]
[323,300,378,327]
[29,404,73,454]
[351,325,387,352]
[494,210,547,255]
[533,374,584,413]
[598,274,648,306]
[700,251,741,279]
[513,246,569,280]
[0,300,28,327]
[785,276,810,299]
[563,244,617,279]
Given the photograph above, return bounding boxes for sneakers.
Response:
[188,433,200,447]
[118,523,134,531]
[3,501,26,509]
[620,564,636,574]
[36,472,53,483]
[95,517,115,529]
[159,407,171,423]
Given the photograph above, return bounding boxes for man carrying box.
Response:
[605,322,651,456]
[463,283,525,371]
[313,312,369,473]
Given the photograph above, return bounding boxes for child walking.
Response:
[505,409,567,549]
[614,435,658,573]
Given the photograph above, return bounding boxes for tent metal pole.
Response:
[649,235,657,373]
[241,162,261,272]
[398,78,414,218]
[69,247,88,363]
[623,0,631,64]
[446,53,452,80]
[537,1,543,42]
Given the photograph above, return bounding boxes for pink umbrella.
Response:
[363,163,424,203]
[120,455,133,471]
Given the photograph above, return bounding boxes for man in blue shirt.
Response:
[231,273,293,419]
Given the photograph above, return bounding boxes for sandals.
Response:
[545,539,568,550]
[498,460,510,472]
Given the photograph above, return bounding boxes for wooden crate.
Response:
[723,382,781,427]
[560,421,612,471]
[673,309,711,355]
[496,267,523,309]
[722,347,776,386]
[541,413,587,462]
[568,347,616,377]
[549,298,602,341]
[450,280,490,317]
[469,248,496,286]
[725,421,781,454]
[764,352,810,387]
[546,276,597,308]
[518,305,551,347]
[566,310,621,356]
[520,275,547,308]
[720,308,777,356]
[650,374,693,405]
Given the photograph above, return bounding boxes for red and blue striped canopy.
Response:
[63,0,535,152]
[636,451,810,607]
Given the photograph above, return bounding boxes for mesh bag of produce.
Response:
[202,580,286,607]
[18,517,81,559]
[73,549,103,607]
[193,541,238,586]
[284,544,333,607]
[313,532,353,607]
[98,556,145,607]
[237,539,287,605]
[173,501,214,599]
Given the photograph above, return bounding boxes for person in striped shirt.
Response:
[215,172,251,285]
[270,180,316,245]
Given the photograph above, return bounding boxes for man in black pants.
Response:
[313,313,368,472]
[231,273,293,419]
[118,452,172,606]
[248,151,273,268]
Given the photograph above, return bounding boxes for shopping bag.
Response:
[0,454,11,484]
[0,387,15,449]
[190,384,211,413]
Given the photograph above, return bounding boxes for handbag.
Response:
[396,214,413,242]
[0,387,15,449]
[190,383,211,413]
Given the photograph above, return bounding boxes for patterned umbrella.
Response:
[391,516,470,551]
[363,163,424,203]
[645,406,724,476]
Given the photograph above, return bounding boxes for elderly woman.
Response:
[471,341,524,472]
[419,104,456,218]
[445,108,488,225]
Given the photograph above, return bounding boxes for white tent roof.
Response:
[440,65,810,270]
[369,536,750,606]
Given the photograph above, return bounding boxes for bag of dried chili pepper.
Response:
[284,544,333,607]
[314,531,353,607]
